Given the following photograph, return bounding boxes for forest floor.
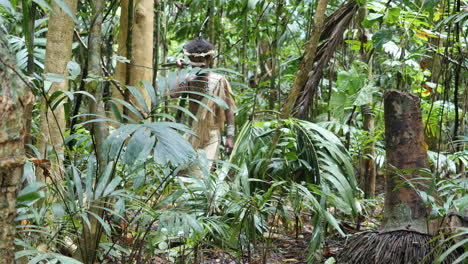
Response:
[148,217,377,264]
[125,178,386,263]
[148,229,357,263]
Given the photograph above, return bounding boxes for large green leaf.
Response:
[353,83,379,106]
[123,128,152,165]
[372,29,393,51]
[147,123,196,166]
[0,0,13,13]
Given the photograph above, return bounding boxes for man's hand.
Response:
[225,136,234,155]
[176,58,187,68]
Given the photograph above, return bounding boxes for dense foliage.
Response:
[0,0,466,263]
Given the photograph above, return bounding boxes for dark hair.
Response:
[184,39,214,54]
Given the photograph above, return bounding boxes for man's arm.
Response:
[223,78,235,155]
[170,79,188,98]
[170,59,189,98]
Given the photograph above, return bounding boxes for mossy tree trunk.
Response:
[38,0,77,182]
[382,90,430,233]
[0,39,35,264]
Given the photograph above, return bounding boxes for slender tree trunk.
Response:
[268,0,282,110]
[25,1,36,76]
[24,2,36,155]
[361,104,376,197]
[382,90,429,233]
[357,4,376,198]
[240,4,248,79]
[38,0,77,181]
[87,0,108,171]
[209,0,215,67]
[0,39,35,264]
[80,3,109,262]
[460,84,467,176]
[217,6,224,66]
[153,1,160,93]
[281,0,328,118]
[113,0,153,119]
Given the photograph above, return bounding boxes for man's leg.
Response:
[190,129,220,178]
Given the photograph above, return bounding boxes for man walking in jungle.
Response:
[170,39,235,177]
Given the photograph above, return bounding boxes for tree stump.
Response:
[338,90,459,264]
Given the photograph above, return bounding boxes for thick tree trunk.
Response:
[382,90,429,233]
[113,0,129,110]
[38,0,77,181]
[131,0,153,104]
[0,39,35,264]
[113,0,153,118]
[339,90,454,264]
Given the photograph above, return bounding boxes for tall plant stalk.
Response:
[80,1,110,263]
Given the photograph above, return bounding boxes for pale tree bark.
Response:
[280,0,328,118]
[113,0,153,119]
[0,39,35,264]
[112,0,129,110]
[38,0,77,182]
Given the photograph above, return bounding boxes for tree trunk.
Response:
[361,104,376,198]
[208,0,215,68]
[87,0,108,172]
[240,5,248,79]
[38,0,77,181]
[153,1,160,91]
[131,0,153,106]
[80,1,109,262]
[460,84,467,176]
[280,0,328,119]
[113,0,129,112]
[113,0,153,119]
[0,38,35,264]
[382,90,429,233]
[338,90,452,264]
[357,5,376,198]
